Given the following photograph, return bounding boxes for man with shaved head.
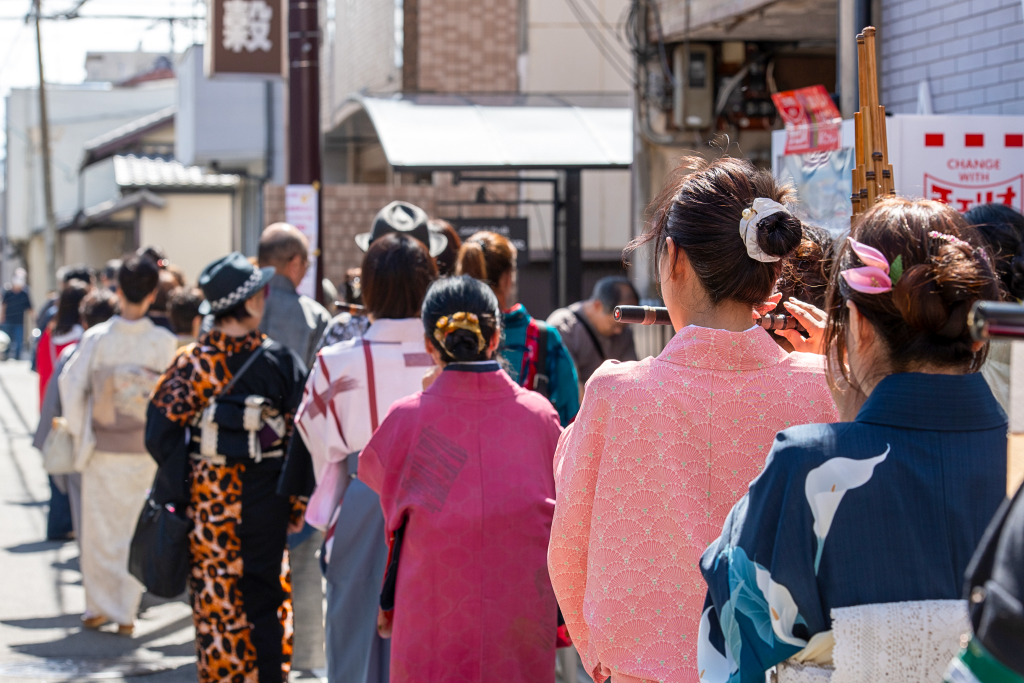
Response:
[258,222,330,368]
[257,222,330,676]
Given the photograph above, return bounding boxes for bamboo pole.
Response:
[850,26,895,217]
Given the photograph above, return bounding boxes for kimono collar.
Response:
[658,324,789,372]
[428,362,518,397]
[856,372,1007,432]
[444,361,501,373]
[363,317,424,344]
[200,329,264,355]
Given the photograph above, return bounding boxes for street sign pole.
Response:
[287,0,323,303]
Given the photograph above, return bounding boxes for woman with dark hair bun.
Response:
[699,198,1007,683]
[549,157,838,683]
[358,275,562,683]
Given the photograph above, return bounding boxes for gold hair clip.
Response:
[433,312,486,353]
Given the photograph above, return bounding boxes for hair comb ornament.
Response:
[928,231,971,250]
[739,198,791,263]
[434,312,487,353]
[840,238,904,295]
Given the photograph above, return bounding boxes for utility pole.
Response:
[287,0,323,301]
[33,0,58,292]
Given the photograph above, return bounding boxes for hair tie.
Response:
[739,198,789,263]
[840,238,904,294]
[434,312,486,354]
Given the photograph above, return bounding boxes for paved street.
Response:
[0,361,196,683]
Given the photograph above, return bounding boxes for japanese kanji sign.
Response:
[206,0,285,77]
[888,116,1024,213]
[771,85,842,155]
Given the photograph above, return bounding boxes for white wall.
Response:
[5,82,176,243]
[61,228,130,272]
[323,0,401,130]
[523,0,633,253]
[138,193,234,284]
[523,0,632,93]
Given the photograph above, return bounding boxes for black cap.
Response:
[355,201,448,257]
[197,252,276,315]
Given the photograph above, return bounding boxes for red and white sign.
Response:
[889,116,1024,213]
[285,185,319,299]
[772,85,842,155]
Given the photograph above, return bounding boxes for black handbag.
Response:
[128,499,193,598]
[128,340,270,598]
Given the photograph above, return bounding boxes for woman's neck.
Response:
[670,299,756,334]
[856,362,965,397]
[215,320,257,338]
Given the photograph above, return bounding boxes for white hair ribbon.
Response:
[739,198,790,263]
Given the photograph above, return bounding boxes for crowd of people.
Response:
[15,154,1024,683]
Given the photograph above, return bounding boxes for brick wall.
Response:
[414,0,520,92]
[265,180,518,285]
[881,0,1024,115]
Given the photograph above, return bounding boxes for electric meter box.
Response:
[674,43,715,130]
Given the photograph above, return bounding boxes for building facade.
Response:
[880,0,1024,115]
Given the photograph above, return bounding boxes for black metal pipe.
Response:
[615,305,804,332]
[970,301,1024,341]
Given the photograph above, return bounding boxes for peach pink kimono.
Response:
[359,361,563,683]
[548,325,838,683]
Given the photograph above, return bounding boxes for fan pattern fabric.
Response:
[549,325,837,683]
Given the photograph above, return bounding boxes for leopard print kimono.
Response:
[152,330,303,683]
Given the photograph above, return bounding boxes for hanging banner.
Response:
[772,85,842,155]
[206,0,287,77]
[285,184,319,299]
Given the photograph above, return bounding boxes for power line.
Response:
[560,0,634,85]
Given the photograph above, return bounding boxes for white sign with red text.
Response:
[284,185,319,299]
[888,115,1024,213]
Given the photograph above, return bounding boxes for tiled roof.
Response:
[113,155,240,190]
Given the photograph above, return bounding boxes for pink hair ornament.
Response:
[840,238,904,295]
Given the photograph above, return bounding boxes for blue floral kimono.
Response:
[698,372,1008,683]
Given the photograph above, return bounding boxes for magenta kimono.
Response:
[359,361,563,683]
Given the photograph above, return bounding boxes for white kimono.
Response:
[59,315,177,625]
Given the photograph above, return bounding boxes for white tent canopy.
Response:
[355,95,633,172]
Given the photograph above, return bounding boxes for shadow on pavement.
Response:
[6,615,194,659]
[1,614,82,630]
[4,539,68,553]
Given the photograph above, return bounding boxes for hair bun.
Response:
[444,329,484,363]
[755,210,803,259]
[891,264,959,337]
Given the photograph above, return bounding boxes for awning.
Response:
[658,0,834,42]
[352,94,633,172]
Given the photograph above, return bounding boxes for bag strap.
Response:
[222,339,271,397]
[362,339,379,431]
[571,309,607,362]
[533,321,550,399]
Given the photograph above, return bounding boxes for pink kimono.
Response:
[359,361,563,683]
[548,325,839,683]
